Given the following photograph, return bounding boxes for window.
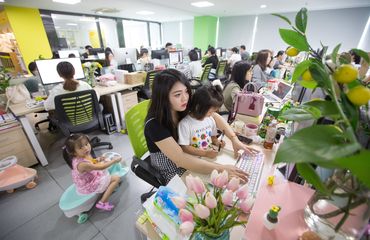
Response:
[98,18,119,49]
[149,23,161,49]
[122,20,149,50]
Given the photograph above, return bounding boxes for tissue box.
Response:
[124,71,146,85]
[114,69,128,83]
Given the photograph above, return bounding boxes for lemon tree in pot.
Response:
[272,8,370,239]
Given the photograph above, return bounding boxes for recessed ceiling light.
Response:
[191,1,214,8]
[67,23,78,26]
[260,4,267,8]
[0,0,5,3]
[53,0,81,5]
[136,10,154,15]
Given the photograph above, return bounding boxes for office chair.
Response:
[216,60,228,83]
[139,70,162,99]
[125,100,166,202]
[189,63,212,91]
[52,89,112,150]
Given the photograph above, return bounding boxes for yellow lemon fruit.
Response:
[302,70,314,81]
[346,86,370,106]
[333,64,358,84]
[286,47,299,57]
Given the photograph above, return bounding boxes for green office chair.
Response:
[216,60,228,82]
[189,63,212,91]
[140,70,162,99]
[53,90,112,150]
[125,100,165,202]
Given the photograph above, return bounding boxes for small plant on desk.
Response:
[173,170,254,239]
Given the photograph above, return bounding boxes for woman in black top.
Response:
[144,69,252,184]
[203,46,219,69]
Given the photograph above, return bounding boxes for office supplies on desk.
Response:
[235,151,264,195]
[25,100,44,109]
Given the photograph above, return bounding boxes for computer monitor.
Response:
[112,48,138,65]
[58,50,80,59]
[169,51,183,65]
[35,58,85,85]
[216,48,222,57]
[89,48,104,56]
[151,49,169,60]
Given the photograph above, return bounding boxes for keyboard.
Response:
[25,100,44,109]
[236,152,264,195]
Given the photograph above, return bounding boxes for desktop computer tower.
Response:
[103,113,116,134]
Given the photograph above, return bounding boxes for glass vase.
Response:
[304,190,369,240]
[192,230,230,240]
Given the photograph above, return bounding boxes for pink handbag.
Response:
[228,82,264,122]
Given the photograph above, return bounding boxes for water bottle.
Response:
[264,120,278,149]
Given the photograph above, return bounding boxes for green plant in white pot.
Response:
[0,66,11,94]
[272,8,370,239]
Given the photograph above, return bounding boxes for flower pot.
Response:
[193,230,230,240]
[304,191,369,240]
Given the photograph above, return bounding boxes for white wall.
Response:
[182,19,194,49]
[162,20,194,49]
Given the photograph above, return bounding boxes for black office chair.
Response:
[52,90,112,151]
[139,70,162,99]
[125,100,166,202]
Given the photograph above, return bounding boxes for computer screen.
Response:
[112,48,138,65]
[151,49,169,60]
[169,51,183,65]
[272,81,293,100]
[89,48,104,56]
[216,48,222,57]
[35,58,85,85]
[58,50,80,59]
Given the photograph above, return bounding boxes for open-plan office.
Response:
[0,1,369,240]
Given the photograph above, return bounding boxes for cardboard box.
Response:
[124,71,146,85]
[114,69,128,83]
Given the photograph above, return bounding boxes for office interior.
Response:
[0,0,370,240]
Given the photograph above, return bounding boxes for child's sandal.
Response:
[95,201,114,211]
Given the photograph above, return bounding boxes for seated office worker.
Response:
[240,45,250,61]
[82,45,93,59]
[137,48,152,65]
[227,47,242,70]
[188,49,202,78]
[44,61,93,111]
[144,69,252,184]
[202,47,219,80]
[252,49,273,90]
[223,61,253,112]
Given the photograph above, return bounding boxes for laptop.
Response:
[263,80,293,102]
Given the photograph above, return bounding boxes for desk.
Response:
[8,82,143,166]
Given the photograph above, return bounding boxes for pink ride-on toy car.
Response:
[0,156,37,193]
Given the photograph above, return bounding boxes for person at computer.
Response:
[202,46,219,80]
[240,45,250,61]
[104,48,118,71]
[165,42,173,52]
[82,45,93,59]
[188,49,202,78]
[44,61,93,111]
[223,61,252,112]
[227,47,242,70]
[68,53,76,58]
[251,49,273,90]
[137,48,151,65]
[144,69,253,184]
[273,51,286,70]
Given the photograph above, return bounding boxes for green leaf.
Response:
[333,151,370,188]
[280,106,321,121]
[351,48,370,64]
[298,79,318,89]
[271,13,292,25]
[296,163,329,194]
[292,59,311,82]
[340,91,359,130]
[279,29,310,51]
[295,8,308,33]
[331,43,341,65]
[339,55,351,65]
[309,61,331,89]
[303,100,340,117]
[275,125,362,165]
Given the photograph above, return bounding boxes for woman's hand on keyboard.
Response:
[230,136,259,158]
[223,165,249,183]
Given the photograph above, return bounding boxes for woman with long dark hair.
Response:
[252,49,273,89]
[144,69,252,184]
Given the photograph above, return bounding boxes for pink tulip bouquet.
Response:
[173,170,254,239]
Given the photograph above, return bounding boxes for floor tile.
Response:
[0,166,64,238]
[90,233,108,240]
[2,204,99,240]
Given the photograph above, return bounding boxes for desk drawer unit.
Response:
[0,126,38,167]
[121,91,138,113]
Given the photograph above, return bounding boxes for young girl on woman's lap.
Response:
[64,134,121,211]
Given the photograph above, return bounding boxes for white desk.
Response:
[8,82,143,166]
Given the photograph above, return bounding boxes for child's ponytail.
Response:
[63,133,90,168]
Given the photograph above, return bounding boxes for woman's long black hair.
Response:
[224,60,251,89]
[147,69,192,140]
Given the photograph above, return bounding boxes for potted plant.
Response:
[82,61,102,87]
[0,66,11,94]
[173,170,253,240]
[272,8,370,239]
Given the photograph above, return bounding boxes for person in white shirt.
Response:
[188,49,202,78]
[227,47,242,70]
[44,61,94,111]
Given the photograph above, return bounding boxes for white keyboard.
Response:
[236,152,264,195]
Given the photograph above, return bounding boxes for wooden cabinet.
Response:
[0,126,38,167]
[121,90,138,113]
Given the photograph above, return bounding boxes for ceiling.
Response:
[3,0,370,22]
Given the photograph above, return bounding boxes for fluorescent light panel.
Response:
[260,4,267,8]
[136,10,154,15]
[53,0,81,5]
[67,23,78,26]
[191,1,214,8]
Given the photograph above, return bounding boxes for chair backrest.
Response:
[54,90,103,136]
[144,70,161,90]
[125,100,150,158]
[216,60,227,78]
[200,63,212,82]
